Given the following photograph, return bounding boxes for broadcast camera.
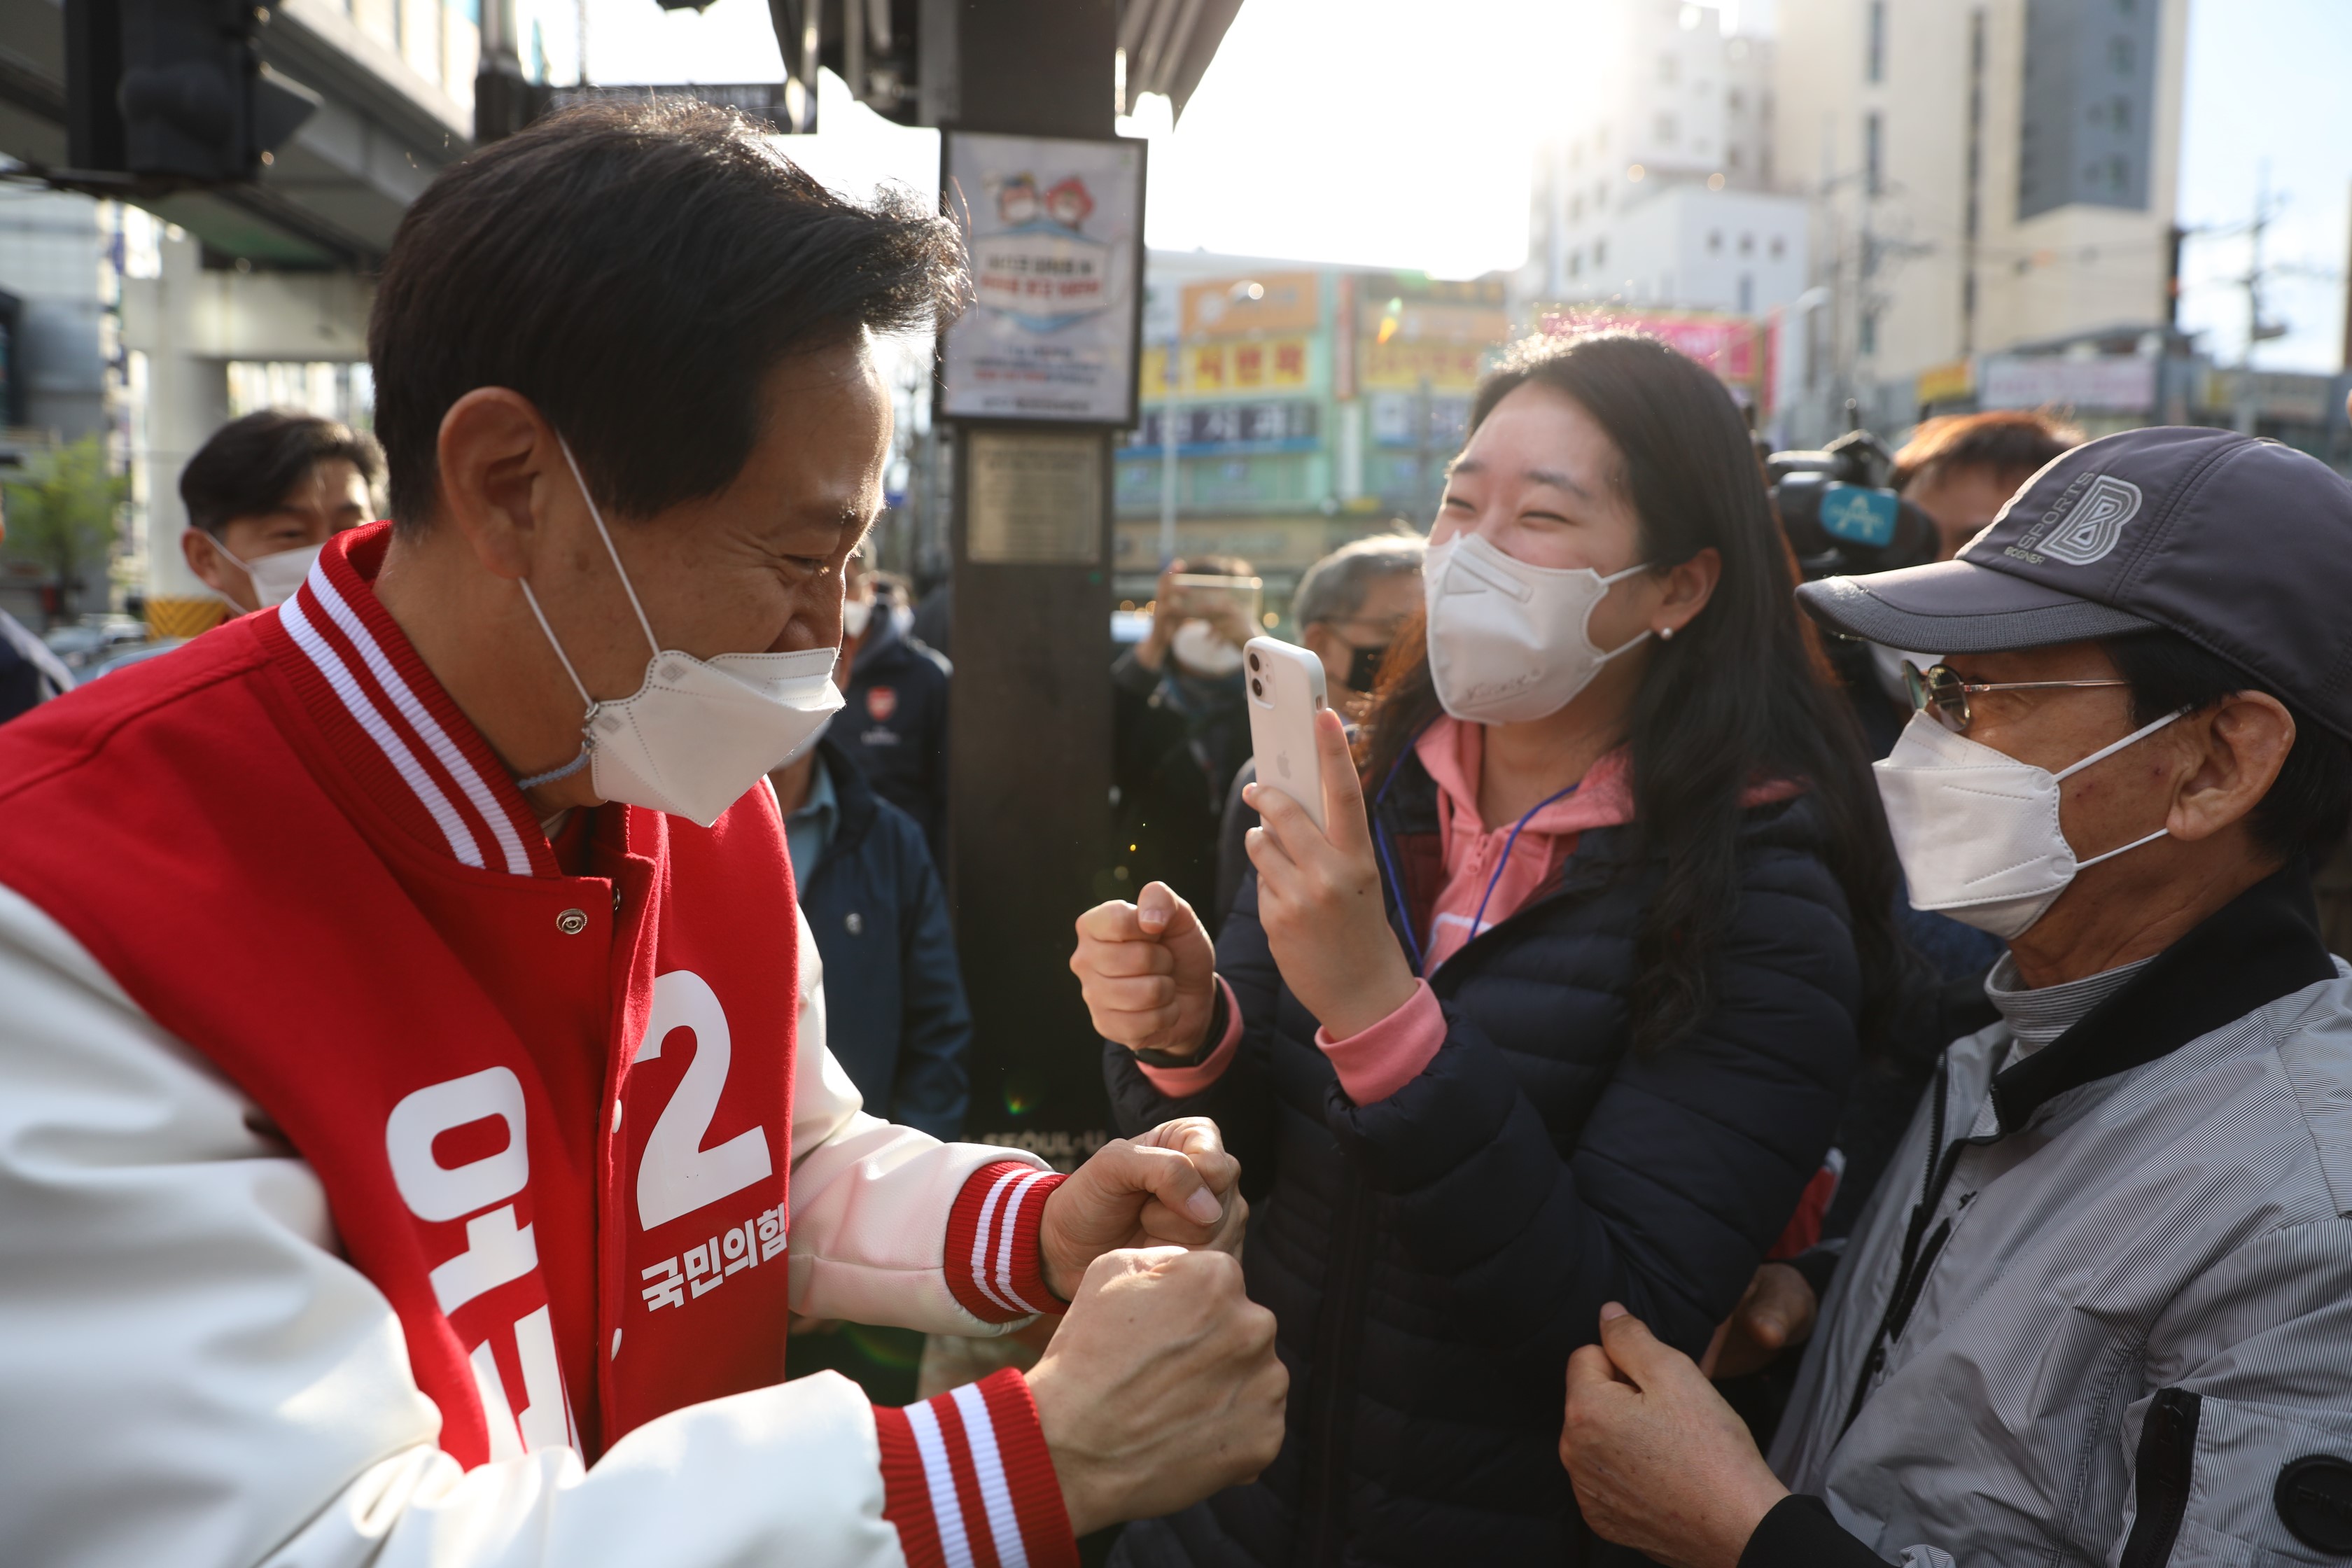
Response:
[1767,429,1939,583]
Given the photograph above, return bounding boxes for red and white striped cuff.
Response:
[875,1368,1077,1568]
[944,1161,1066,1324]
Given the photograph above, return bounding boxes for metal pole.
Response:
[1414,374,1432,524]
[846,0,864,104]
[1158,328,1179,565]
[2239,164,2271,434]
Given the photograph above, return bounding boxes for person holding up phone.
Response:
[1070,332,1901,1565]
[1112,556,1261,924]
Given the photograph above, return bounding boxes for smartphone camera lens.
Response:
[1247,652,1261,672]
[1250,678,1264,698]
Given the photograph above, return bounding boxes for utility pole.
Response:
[2342,178,2352,373]
[2235,164,2289,434]
[939,0,1124,1166]
[2241,164,2287,370]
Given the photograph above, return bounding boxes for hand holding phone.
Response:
[1244,637,1328,832]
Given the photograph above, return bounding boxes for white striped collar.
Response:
[267,524,557,878]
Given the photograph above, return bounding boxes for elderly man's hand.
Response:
[1037,1118,1246,1301]
[1561,1303,1789,1568]
[1028,1247,1287,1536]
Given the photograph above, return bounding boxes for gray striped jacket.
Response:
[1764,867,2352,1567]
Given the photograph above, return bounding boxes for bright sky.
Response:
[553,0,2349,370]
[2172,0,2351,373]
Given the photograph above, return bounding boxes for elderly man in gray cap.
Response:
[1556,427,2352,1568]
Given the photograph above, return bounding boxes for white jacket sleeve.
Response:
[0,882,1023,1568]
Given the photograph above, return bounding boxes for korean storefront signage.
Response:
[1180,272,1321,339]
[1139,336,1314,397]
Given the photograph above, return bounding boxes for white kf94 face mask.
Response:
[514,440,846,827]
[215,540,323,610]
[1874,706,2184,940]
[1422,533,1651,724]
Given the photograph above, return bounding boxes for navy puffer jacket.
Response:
[1105,748,1861,1567]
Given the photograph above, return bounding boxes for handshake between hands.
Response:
[1025,1116,1287,1537]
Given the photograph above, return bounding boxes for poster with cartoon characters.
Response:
[940,131,1144,426]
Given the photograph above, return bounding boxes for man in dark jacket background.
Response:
[0,498,76,724]
[1113,556,1256,928]
[770,723,971,1142]
[769,720,974,1408]
[835,548,953,866]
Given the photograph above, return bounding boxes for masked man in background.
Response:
[0,102,1284,1568]
[181,410,383,614]
[1112,555,1257,927]
[1560,428,2352,1568]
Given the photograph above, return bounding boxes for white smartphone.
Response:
[1244,636,1329,832]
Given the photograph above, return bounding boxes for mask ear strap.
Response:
[1586,561,1655,663]
[519,578,594,708]
[2076,825,2169,869]
[2052,706,2188,783]
[555,435,662,659]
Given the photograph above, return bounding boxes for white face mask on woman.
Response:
[514,439,845,827]
[1874,707,2183,939]
[1422,533,1651,724]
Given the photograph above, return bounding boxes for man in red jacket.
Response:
[0,100,1282,1568]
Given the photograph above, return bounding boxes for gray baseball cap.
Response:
[1795,426,2352,741]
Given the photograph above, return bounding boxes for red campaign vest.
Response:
[0,525,802,1464]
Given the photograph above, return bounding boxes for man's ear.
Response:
[181,527,239,601]
[2169,692,2296,845]
[433,389,569,582]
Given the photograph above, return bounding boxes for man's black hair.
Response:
[2106,628,2352,864]
[180,410,382,536]
[368,100,966,528]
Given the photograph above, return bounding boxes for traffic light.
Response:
[65,0,319,185]
[759,0,920,130]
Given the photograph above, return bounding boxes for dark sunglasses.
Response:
[1902,661,2129,736]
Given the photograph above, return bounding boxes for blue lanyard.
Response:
[1367,727,1579,979]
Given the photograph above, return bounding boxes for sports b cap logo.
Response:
[2005,473,2143,566]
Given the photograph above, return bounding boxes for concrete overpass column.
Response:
[127,231,231,635]
[120,227,372,638]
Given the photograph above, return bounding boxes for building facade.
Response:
[1521,2,1809,323]
[1771,0,2190,442]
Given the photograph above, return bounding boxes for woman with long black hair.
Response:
[1071,332,1900,1564]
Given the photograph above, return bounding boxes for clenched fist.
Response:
[1072,881,1220,1059]
[1028,1247,1288,1536]
[1039,1117,1248,1298]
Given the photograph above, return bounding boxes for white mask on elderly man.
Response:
[1873,707,2184,939]
[212,540,323,610]
[1422,533,1652,725]
[514,438,844,827]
